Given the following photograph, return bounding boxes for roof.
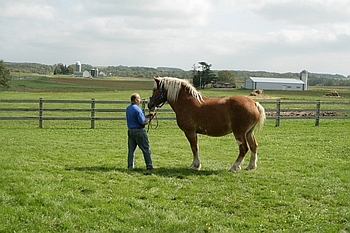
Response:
[249,77,304,84]
[216,81,235,84]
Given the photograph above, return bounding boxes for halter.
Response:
[148,86,166,109]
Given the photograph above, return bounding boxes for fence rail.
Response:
[0,98,349,128]
[260,100,349,126]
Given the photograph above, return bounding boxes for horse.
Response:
[148,77,266,172]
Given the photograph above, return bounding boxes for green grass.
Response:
[1,113,349,232]
[1,80,349,232]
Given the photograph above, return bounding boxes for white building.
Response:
[83,70,91,78]
[244,70,308,91]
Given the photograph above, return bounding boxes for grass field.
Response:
[1,77,350,232]
[9,75,155,92]
[1,118,349,232]
[7,74,350,100]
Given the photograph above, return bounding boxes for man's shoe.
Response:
[146,166,157,170]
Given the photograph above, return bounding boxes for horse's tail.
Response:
[255,102,266,131]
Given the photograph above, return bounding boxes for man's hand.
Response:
[146,113,155,119]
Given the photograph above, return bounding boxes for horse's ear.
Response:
[153,76,160,83]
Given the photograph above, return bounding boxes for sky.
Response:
[1,0,350,76]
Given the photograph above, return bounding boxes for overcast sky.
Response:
[1,0,350,75]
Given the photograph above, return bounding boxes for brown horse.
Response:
[148,77,265,172]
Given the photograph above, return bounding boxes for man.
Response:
[126,93,155,170]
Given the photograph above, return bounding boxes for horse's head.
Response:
[148,77,167,110]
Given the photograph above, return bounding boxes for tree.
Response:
[192,64,201,88]
[53,64,62,75]
[217,70,235,82]
[67,65,74,74]
[53,63,74,75]
[0,60,11,90]
[193,61,216,88]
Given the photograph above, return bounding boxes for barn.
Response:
[244,70,308,91]
[244,77,305,91]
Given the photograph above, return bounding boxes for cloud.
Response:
[1,2,55,20]
[68,0,212,29]
[226,0,350,23]
[0,0,349,75]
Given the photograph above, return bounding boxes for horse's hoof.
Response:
[189,164,201,170]
[245,165,257,170]
[229,165,241,172]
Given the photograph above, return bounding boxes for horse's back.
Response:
[199,95,260,122]
[181,95,261,136]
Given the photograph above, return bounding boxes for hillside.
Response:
[4,62,350,87]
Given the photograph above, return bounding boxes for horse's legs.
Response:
[229,133,248,172]
[245,130,258,170]
[184,131,201,170]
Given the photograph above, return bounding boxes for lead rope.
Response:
[147,112,158,132]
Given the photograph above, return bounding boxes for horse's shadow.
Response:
[68,166,221,178]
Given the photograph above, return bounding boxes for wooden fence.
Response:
[0,98,349,128]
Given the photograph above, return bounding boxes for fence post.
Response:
[91,98,95,129]
[315,100,321,126]
[39,98,43,128]
[141,99,146,114]
[275,99,281,127]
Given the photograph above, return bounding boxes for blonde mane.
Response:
[155,77,203,103]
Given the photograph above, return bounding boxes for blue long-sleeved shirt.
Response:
[126,103,146,129]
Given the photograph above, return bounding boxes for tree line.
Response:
[2,61,350,88]
[5,62,54,75]
[101,65,193,79]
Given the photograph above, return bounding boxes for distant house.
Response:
[212,81,236,88]
[83,70,91,78]
[99,71,106,77]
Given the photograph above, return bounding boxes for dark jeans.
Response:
[127,128,152,169]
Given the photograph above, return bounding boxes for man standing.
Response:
[126,93,155,170]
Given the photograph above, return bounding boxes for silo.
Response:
[300,70,308,90]
[90,68,96,77]
[76,61,82,72]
